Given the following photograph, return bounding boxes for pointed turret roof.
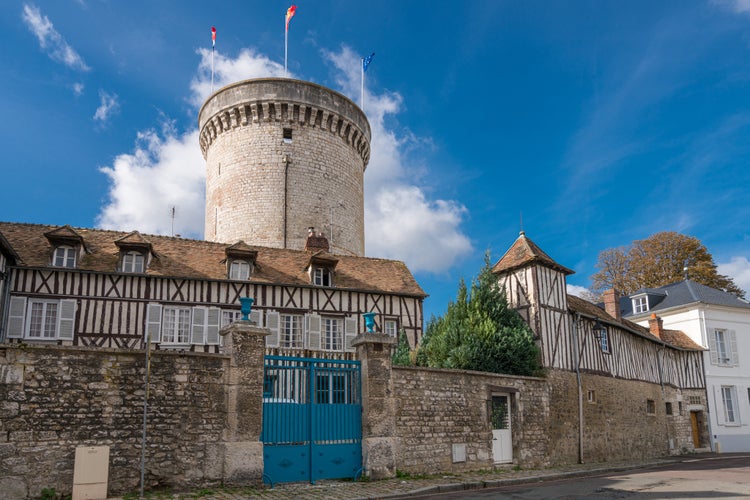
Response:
[491,231,574,275]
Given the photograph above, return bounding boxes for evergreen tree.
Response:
[391,329,412,366]
[415,253,542,376]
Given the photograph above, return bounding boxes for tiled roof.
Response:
[0,222,426,297]
[567,294,703,351]
[492,231,574,275]
[622,279,750,317]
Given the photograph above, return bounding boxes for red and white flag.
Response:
[211,26,216,48]
[285,5,297,31]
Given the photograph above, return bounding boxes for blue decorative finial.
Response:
[239,297,254,321]
[362,312,376,333]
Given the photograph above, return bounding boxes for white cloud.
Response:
[97,45,471,274]
[72,82,84,96]
[93,91,119,124]
[96,124,205,238]
[567,285,591,298]
[22,4,89,71]
[718,256,750,295]
[715,0,750,14]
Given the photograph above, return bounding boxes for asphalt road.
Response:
[414,455,750,499]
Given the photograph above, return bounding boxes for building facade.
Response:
[622,280,750,452]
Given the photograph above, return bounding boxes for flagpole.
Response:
[211,46,215,92]
[361,58,365,111]
[285,23,288,77]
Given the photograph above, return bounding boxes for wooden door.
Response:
[491,394,512,464]
[690,411,701,448]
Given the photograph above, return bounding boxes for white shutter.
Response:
[708,330,719,365]
[191,307,207,344]
[57,299,77,341]
[714,386,726,425]
[306,313,321,350]
[728,330,739,366]
[7,296,27,339]
[344,316,357,352]
[205,308,220,345]
[266,311,280,347]
[250,309,262,327]
[145,303,163,343]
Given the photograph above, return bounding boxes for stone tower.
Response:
[198,78,371,256]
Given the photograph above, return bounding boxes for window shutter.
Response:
[266,311,280,347]
[708,330,719,365]
[714,386,726,425]
[7,296,27,339]
[57,299,77,341]
[250,309,262,327]
[145,303,163,343]
[191,307,207,344]
[344,317,357,352]
[205,308,221,345]
[728,330,739,366]
[306,313,321,350]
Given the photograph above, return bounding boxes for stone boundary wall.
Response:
[0,342,236,499]
[392,366,551,472]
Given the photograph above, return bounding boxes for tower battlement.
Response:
[199,78,371,255]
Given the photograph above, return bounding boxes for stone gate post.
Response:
[352,333,398,479]
[220,320,268,484]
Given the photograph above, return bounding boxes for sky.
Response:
[2,0,750,320]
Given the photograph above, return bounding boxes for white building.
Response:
[622,280,750,452]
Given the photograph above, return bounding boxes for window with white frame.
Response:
[721,386,739,424]
[632,296,648,314]
[221,310,242,327]
[313,267,332,286]
[229,260,251,280]
[323,317,342,351]
[6,296,76,341]
[53,245,77,268]
[161,306,191,344]
[599,327,610,353]
[709,329,737,366]
[384,319,398,337]
[122,251,145,273]
[281,314,303,348]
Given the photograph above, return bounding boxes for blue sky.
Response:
[3,1,750,319]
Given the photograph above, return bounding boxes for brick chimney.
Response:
[603,289,621,321]
[648,313,664,339]
[304,227,330,252]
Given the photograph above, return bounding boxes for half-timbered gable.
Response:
[0,222,425,357]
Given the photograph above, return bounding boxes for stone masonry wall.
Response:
[0,344,229,499]
[392,366,551,473]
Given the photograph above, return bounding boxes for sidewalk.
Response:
[119,453,724,499]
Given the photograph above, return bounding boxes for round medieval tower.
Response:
[198,78,371,256]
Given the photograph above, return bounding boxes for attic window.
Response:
[313,267,332,287]
[632,295,649,314]
[283,128,292,143]
[122,251,145,273]
[229,259,252,280]
[53,246,77,268]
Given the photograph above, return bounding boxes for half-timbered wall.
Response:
[3,267,423,355]
[498,264,704,391]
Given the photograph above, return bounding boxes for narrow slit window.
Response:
[283,128,293,143]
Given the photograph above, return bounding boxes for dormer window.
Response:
[53,245,77,268]
[313,267,332,286]
[229,259,251,280]
[122,251,145,273]
[632,295,649,314]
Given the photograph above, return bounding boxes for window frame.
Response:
[721,386,739,425]
[281,313,303,349]
[121,250,145,273]
[599,327,611,353]
[384,319,398,337]
[53,245,77,268]
[229,259,251,280]
[646,399,656,415]
[313,267,332,287]
[161,306,192,345]
[27,299,59,339]
[632,295,648,314]
[323,317,343,351]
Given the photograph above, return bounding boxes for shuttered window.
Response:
[6,297,77,341]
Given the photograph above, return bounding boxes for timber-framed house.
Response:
[0,222,425,358]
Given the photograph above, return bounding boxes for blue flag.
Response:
[363,52,375,72]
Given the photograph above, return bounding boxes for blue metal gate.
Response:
[262,355,362,484]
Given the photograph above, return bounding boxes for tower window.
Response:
[283,128,292,143]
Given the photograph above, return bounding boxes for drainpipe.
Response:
[283,154,290,249]
[573,313,584,463]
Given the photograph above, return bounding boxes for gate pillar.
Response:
[220,321,269,485]
[352,333,398,479]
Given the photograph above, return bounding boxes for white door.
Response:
[491,394,512,463]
